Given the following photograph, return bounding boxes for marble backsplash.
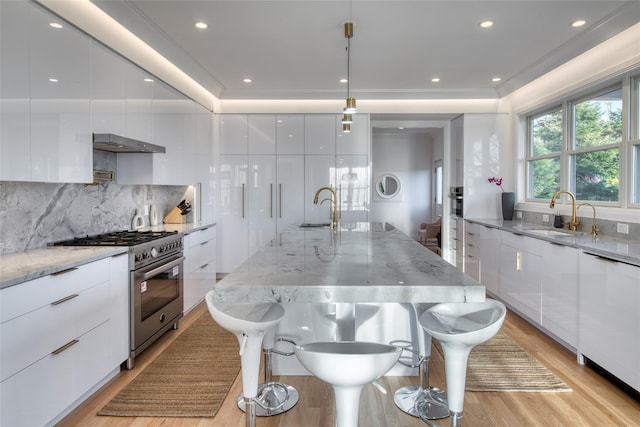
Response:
[0,151,189,255]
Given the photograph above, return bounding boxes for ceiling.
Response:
[91,1,640,102]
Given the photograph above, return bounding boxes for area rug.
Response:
[435,331,572,392]
[98,311,240,417]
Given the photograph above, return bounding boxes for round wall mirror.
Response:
[375,173,401,199]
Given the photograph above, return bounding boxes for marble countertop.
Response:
[213,222,486,304]
[466,218,640,267]
[0,246,128,289]
[0,222,216,290]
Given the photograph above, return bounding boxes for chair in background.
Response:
[418,218,442,254]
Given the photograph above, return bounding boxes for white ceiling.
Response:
[92,1,640,101]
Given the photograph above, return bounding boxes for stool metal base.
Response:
[394,384,449,420]
[237,382,299,416]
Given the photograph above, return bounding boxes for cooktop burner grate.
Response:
[54,230,178,247]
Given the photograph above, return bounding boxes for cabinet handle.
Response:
[270,183,273,218]
[516,251,521,272]
[51,267,78,276]
[112,252,128,258]
[467,243,475,248]
[51,294,79,306]
[242,183,245,218]
[200,240,209,246]
[199,263,209,269]
[279,183,282,219]
[51,339,79,355]
[467,232,475,236]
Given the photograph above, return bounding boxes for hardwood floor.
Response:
[58,302,640,427]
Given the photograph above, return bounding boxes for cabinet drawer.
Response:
[1,257,110,323]
[1,321,112,427]
[1,280,110,381]
[185,226,216,247]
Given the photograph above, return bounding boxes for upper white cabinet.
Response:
[1,0,92,183]
[91,41,127,136]
[305,115,336,155]
[579,253,640,392]
[124,62,154,143]
[276,114,304,154]
[336,114,369,155]
[248,114,276,155]
[220,114,248,155]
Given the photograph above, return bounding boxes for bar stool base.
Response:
[237,382,299,416]
[394,385,449,419]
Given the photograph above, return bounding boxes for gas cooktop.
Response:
[53,230,178,247]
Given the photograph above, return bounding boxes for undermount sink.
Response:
[299,223,332,228]
[526,229,572,237]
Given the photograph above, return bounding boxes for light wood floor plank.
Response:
[57,303,640,427]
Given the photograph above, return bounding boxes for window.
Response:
[527,108,562,199]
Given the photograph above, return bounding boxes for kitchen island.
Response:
[213,222,485,305]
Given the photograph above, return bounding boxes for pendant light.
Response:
[343,21,356,114]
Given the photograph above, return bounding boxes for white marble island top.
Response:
[213,222,485,304]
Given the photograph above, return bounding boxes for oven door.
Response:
[131,254,185,350]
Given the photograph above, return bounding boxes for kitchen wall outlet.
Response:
[542,214,550,223]
[617,223,629,234]
[144,204,149,216]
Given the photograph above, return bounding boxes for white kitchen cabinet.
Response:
[336,114,370,155]
[276,114,304,154]
[305,114,336,155]
[451,217,464,270]
[276,156,305,230]
[305,155,337,224]
[91,41,127,136]
[499,231,543,323]
[0,0,92,183]
[0,0,31,181]
[219,155,249,273]
[248,114,276,154]
[195,104,215,224]
[336,154,370,223]
[464,221,480,281]
[539,241,579,348]
[248,155,277,256]
[0,254,128,427]
[184,226,217,314]
[220,114,248,155]
[124,62,154,143]
[579,253,640,392]
[478,225,501,296]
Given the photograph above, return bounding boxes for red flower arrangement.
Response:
[488,177,504,192]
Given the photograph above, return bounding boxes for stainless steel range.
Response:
[54,230,184,369]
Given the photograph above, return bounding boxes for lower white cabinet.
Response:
[478,225,501,296]
[464,221,480,281]
[579,253,640,392]
[540,242,579,348]
[0,254,129,427]
[184,226,217,313]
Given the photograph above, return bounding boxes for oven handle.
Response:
[142,256,185,280]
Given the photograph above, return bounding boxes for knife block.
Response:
[163,207,185,224]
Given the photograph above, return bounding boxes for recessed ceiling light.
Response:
[243,78,252,83]
[340,78,348,84]
[492,77,502,82]
[49,22,63,29]
[479,20,494,28]
[431,77,441,83]
[195,22,208,29]
[571,20,586,28]
[48,78,58,83]
[143,78,154,83]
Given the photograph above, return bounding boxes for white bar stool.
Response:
[392,303,449,420]
[419,299,506,427]
[294,341,402,427]
[236,325,299,416]
[205,291,285,427]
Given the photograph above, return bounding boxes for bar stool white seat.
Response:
[205,291,285,427]
[236,326,299,416]
[392,303,449,420]
[294,341,402,427]
[419,299,506,427]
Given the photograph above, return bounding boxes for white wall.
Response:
[371,131,443,238]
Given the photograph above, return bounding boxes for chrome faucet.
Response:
[549,190,580,231]
[577,202,599,238]
[313,186,338,229]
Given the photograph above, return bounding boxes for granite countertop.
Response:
[466,218,640,267]
[0,222,216,290]
[213,222,485,304]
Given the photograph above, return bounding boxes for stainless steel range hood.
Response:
[93,133,166,154]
